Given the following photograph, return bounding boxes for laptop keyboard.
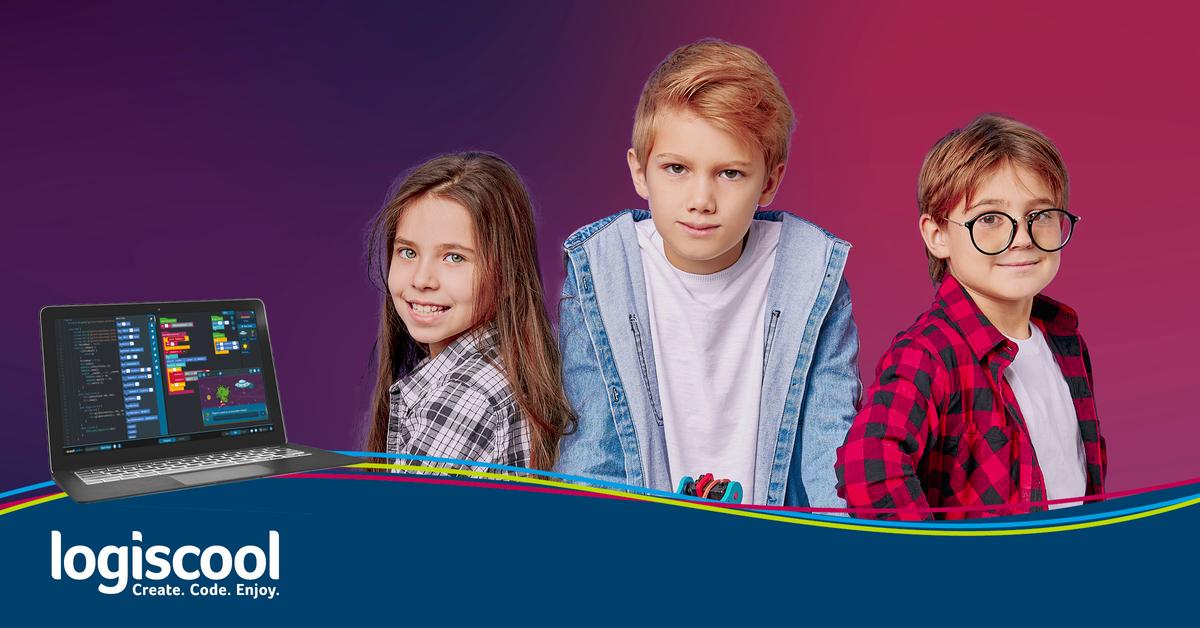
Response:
[75,446,312,485]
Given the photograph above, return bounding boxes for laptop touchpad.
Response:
[171,464,274,486]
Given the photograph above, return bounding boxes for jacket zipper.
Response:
[762,310,781,374]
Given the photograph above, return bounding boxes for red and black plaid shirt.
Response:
[835,275,1106,520]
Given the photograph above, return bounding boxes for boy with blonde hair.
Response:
[555,39,860,507]
[836,114,1107,519]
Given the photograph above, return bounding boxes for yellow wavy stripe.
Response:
[348,463,1200,536]
[0,492,67,517]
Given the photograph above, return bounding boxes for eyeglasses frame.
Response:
[944,208,1081,256]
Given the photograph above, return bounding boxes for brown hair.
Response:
[917,113,1069,283]
[364,152,575,471]
[632,38,795,170]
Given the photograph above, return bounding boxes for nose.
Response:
[688,176,716,214]
[1009,216,1034,250]
[411,256,439,291]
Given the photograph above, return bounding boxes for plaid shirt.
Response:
[387,324,531,473]
[835,275,1106,520]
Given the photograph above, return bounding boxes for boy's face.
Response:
[388,195,480,359]
[627,108,785,275]
[921,163,1062,310]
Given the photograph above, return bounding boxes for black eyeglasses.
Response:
[945,209,1080,255]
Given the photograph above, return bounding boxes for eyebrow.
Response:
[653,152,690,163]
[441,243,476,254]
[966,197,1056,211]
[653,153,753,169]
[394,238,476,254]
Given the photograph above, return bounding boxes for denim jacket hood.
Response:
[555,209,861,507]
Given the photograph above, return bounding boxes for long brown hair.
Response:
[364,152,575,471]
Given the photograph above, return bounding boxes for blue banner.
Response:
[2,455,1197,623]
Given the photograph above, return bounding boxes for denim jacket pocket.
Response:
[627,314,662,426]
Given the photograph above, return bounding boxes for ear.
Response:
[919,213,951,262]
[756,161,787,206]
[627,148,649,201]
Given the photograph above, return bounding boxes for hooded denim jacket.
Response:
[555,209,861,507]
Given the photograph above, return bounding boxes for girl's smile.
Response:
[406,300,452,321]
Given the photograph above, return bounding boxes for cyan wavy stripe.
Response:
[0,481,54,501]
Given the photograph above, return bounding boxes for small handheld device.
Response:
[675,473,743,504]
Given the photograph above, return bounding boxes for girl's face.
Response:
[389,195,480,358]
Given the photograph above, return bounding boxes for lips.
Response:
[678,221,719,235]
[997,260,1039,267]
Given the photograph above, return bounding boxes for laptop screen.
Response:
[52,308,276,456]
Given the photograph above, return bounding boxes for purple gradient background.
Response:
[3,2,1197,492]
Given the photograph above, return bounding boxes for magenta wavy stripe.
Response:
[1,471,1197,535]
[0,492,57,513]
[3,472,1194,537]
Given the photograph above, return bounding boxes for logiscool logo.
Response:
[50,530,280,595]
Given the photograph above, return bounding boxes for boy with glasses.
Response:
[835,114,1107,520]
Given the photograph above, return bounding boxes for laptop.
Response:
[40,299,361,503]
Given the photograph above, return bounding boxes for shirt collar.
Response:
[934,275,1080,368]
[934,275,1011,364]
[388,324,500,407]
[1030,291,1080,334]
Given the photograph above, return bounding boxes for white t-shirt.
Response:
[635,219,782,501]
[1003,323,1087,509]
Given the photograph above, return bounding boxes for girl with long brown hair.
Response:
[364,152,574,472]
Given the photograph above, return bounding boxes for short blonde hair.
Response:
[632,39,795,170]
[918,114,1069,283]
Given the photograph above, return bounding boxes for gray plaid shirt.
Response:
[387,324,531,472]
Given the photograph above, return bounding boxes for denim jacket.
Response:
[555,209,861,507]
